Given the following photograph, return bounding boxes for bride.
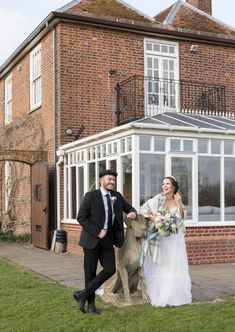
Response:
[140,176,192,307]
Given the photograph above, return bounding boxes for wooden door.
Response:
[31,161,49,249]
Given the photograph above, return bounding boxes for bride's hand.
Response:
[147,213,156,221]
[174,193,182,205]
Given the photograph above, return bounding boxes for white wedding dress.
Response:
[142,204,192,307]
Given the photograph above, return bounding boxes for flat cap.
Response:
[99,169,118,178]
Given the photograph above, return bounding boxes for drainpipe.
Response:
[52,27,57,235]
[56,149,64,230]
[47,22,58,250]
[50,149,64,251]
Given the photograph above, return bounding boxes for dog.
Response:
[103,214,149,304]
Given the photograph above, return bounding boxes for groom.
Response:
[74,169,137,314]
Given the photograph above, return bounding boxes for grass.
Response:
[0,259,235,332]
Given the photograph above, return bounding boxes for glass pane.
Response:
[153,58,159,69]
[140,136,151,151]
[120,139,125,153]
[153,44,160,52]
[183,140,193,152]
[170,139,181,151]
[147,57,152,68]
[154,137,165,151]
[98,160,106,176]
[126,137,132,152]
[169,46,175,54]
[88,163,96,191]
[146,43,152,51]
[122,155,132,203]
[65,168,69,219]
[224,158,235,221]
[71,167,77,219]
[211,140,221,154]
[198,139,208,153]
[198,157,220,221]
[109,160,117,173]
[139,154,165,205]
[78,167,84,208]
[161,45,168,53]
[224,141,233,155]
[171,157,192,219]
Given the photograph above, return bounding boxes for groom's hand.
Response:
[98,229,107,238]
[126,212,136,220]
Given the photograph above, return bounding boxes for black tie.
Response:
[105,194,113,232]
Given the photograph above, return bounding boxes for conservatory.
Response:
[58,111,235,228]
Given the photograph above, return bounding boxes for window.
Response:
[30,44,41,110]
[170,138,194,152]
[140,154,165,205]
[5,74,12,124]
[224,158,235,221]
[198,157,220,222]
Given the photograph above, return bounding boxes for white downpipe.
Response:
[51,149,64,251]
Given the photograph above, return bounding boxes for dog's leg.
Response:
[119,267,133,304]
[138,267,149,300]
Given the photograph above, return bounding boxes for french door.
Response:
[145,40,179,116]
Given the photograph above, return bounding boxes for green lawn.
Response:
[0,259,234,332]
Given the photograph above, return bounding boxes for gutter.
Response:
[2,11,235,78]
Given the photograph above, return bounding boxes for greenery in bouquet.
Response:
[150,210,179,237]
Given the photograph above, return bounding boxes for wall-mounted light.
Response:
[66,128,73,136]
[109,69,117,76]
[190,44,199,53]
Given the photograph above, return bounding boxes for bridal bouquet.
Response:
[149,210,179,237]
[140,210,181,266]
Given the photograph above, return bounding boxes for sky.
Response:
[0,0,234,66]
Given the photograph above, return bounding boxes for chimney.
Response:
[186,0,212,15]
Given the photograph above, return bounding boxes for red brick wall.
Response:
[179,41,235,112]
[62,223,83,255]
[186,226,235,264]
[57,23,144,146]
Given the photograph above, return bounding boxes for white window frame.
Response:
[5,73,12,124]
[30,44,41,111]
[144,38,179,115]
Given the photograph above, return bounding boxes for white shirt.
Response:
[100,188,114,230]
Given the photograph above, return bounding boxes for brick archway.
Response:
[0,150,47,164]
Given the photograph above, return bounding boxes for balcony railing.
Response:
[116,75,226,125]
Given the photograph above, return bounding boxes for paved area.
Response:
[0,242,235,303]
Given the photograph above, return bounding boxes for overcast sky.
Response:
[0,0,234,66]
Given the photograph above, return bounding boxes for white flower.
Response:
[111,196,117,204]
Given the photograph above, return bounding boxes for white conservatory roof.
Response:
[60,112,235,152]
[136,112,235,131]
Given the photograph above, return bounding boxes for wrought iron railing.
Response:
[116,75,226,125]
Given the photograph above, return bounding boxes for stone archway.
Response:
[0,150,47,165]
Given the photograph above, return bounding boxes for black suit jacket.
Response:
[77,189,136,249]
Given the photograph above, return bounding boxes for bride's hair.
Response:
[164,176,179,194]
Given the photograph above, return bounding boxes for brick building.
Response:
[0,0,235,263]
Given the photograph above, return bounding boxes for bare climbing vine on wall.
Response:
[0,114,48,234]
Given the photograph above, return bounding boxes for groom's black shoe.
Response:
[73,290,87,314]
[87,302,100,315]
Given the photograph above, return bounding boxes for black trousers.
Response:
[83,235,116,303]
